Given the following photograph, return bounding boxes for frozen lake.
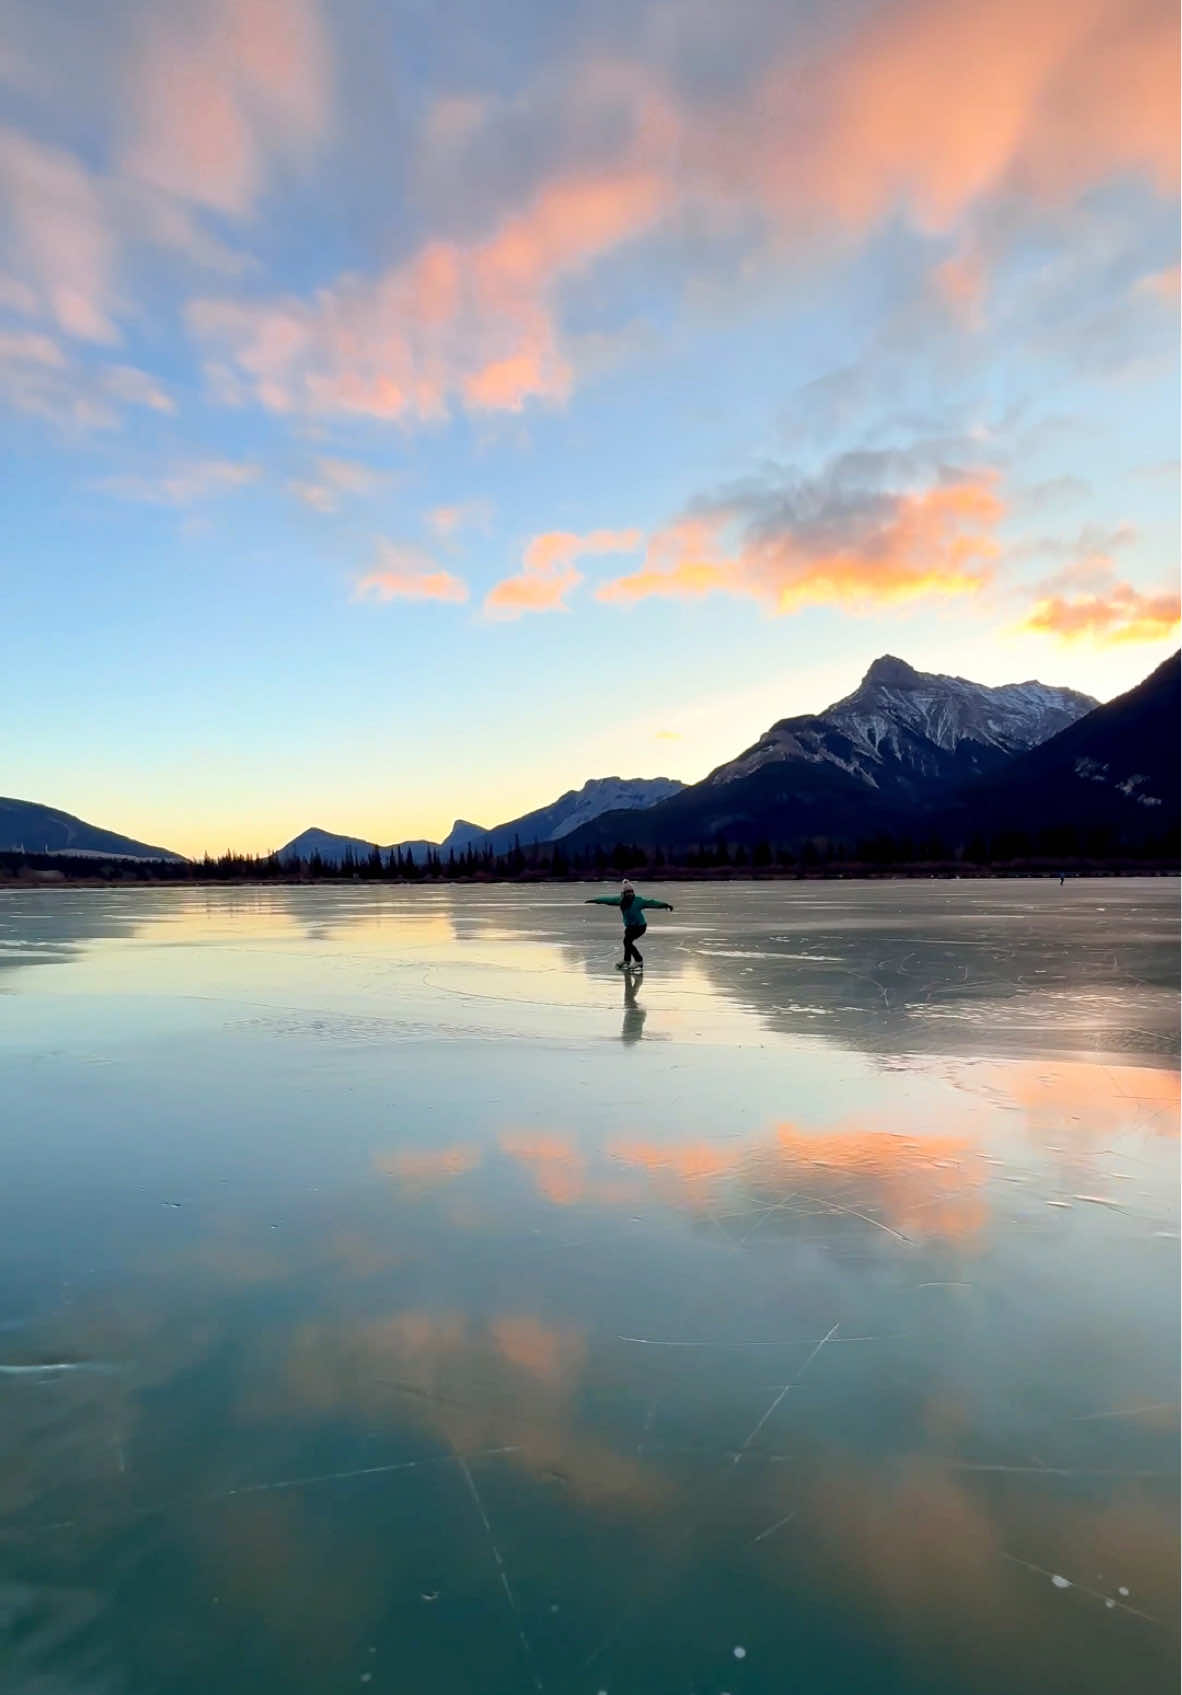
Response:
[1,880,1178,1694]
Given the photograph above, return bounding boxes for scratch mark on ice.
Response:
[751,1509,797,1544]
[733,1323,840,1464]
[457,1454,542,1693]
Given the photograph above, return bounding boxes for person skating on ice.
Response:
[585,879,673,971]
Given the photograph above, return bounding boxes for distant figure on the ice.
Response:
[585,879,674,971]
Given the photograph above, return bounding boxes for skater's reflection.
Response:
[621,967,646,1043]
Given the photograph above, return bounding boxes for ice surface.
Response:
[0,880,1177,1694]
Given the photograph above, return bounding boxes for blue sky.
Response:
[1,0,1178,856]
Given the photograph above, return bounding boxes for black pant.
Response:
[623,923,646,964]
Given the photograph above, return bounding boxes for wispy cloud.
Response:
[485,527,641,619]
[1134,263,1181,303]
[0,333,174,431]
[0,328,110,429]
[289,457,386,512]
[1010,475,1091,515]
[0,330,65,369]
[95,458,260,504]
[354,541,469,604]
[428,501,493,538]
[102,364,175,414]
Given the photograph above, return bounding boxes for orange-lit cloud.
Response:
[496,1115,993,1246]
[708,0,1178,234]
[353,540,469,605]
[178,0,1178,428]
[981,1059,1180,1146]
[250,1306,662,1509]
[605,1120,991,1245]
[498,1131,586,1205]
[1017,540,1181,646]
[1021,581,1181,644]
[375,1144,483,1184]
[188,165,667,422]
[485,527,641,619]
[488,1314,587,1389]
[598,478,1002,615]
[122,0,331,216]
[94,457,260,504]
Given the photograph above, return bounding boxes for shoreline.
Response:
[3,863,1177,891]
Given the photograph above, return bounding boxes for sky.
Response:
[1,0,1178,858]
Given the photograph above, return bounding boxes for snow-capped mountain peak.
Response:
[826,658,1098,761]
[547,776,684,840]
[706,657,1097,795]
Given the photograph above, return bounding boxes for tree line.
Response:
[1,818,1176,884]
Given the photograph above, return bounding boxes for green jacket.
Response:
[585,892,673,927]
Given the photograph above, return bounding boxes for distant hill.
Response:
[564,657,1097,852]
[0,797,184,861]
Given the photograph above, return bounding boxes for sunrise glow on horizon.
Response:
[2,0,1178,858]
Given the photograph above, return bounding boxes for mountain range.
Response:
[563,656,1101,851]
[566,652,1177,856]
[277,776,685,865]
[2,653,1176,865]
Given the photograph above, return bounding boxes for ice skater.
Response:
[585,879,674,971]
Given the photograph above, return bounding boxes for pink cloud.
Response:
[0,330,66,369]
[122,0,331,216]
[0,127,118,342]
[184,0,1175,429]
[354,541,469,604]
[188,162,667,422]
[485,527,641,619]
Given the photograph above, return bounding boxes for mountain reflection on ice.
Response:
[0,882,1177,1695]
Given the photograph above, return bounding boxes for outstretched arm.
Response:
[585,894,622,906]
[638,896,674,911]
